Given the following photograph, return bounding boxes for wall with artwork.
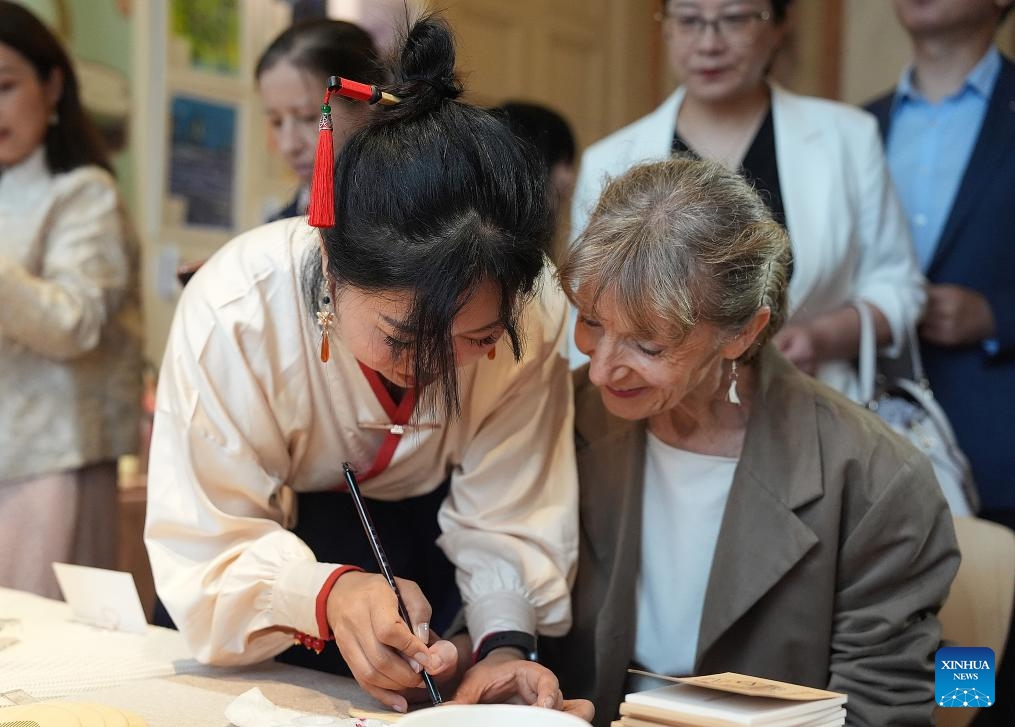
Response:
[137,0,426,365]
[10,0,297,367]
[128,0,298,366]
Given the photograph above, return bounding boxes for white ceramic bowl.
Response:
[397,704,589,727]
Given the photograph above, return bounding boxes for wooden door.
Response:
[439,0,659,155]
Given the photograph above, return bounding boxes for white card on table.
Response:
[51,563,148,634]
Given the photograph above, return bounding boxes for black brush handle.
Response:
[342,463,442,705]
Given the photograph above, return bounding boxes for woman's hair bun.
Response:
[384,13,464,120]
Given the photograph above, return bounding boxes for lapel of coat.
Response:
[695,348,823,664]
[573,368,646,699]
[929,57,1015,276]
[645,87,685,160]
[577,424,645,574]
[769,86,831,314]
[865,91,895,140]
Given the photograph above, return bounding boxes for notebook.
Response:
[623,673,846,726]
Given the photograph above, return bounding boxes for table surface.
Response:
[0,587,390,726]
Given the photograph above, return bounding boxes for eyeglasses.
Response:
[657,8,773,46]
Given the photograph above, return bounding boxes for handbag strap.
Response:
[851,299,928,403]
[853,299,878,404]
[852,300,979,514]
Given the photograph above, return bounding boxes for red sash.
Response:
[352,361,416,482]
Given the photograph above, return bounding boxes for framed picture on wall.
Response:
[168,0,241,75]
[166,94,238,229]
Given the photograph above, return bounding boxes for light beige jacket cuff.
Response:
[273,559,346,638]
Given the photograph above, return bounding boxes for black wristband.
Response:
[475,630,538,662]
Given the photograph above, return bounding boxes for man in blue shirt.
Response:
[868,0,1014,523]
[867,2,1014,725]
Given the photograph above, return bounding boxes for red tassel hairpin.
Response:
[306,78,401,229]
[307,90,335,228]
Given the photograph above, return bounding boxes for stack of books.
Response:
[614,672,847,727]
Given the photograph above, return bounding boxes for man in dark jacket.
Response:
[866,2,1015,724]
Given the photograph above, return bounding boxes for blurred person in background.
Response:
[0,0,142,598]
[571,0,924,402]
[496,101,577,218]
[256,18,381,221]
[868,0,1015,531]
[496,101,577,263]
[867,2,1015,725]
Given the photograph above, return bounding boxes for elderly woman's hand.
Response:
[450,648,595,721]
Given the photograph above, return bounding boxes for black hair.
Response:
[495,101,576,172]
[311,13,553,418]
[660,0,794,23]
[255,19,383,98]
[0,0,111,174]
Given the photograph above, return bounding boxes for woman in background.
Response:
[256,19,381,221]
[571,0,924,400]
[0,1,141,597]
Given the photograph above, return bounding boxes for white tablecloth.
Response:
[0,588,384,726]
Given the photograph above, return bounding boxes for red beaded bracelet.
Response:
[292,630,330,654]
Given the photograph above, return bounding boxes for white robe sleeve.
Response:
[0,169,128,360]
[144,282,339,666]
[437,284,579,643]
[850,115,926,358]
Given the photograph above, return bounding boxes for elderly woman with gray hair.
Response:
[541,157,960,727]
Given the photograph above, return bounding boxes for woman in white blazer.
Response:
[571,0,923,400]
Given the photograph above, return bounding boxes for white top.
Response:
[570,85,925,401]
[634,432,737,676]
[144,218,579,666]
[0,147,141,481]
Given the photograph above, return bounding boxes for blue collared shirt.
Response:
[886,47,1001,271]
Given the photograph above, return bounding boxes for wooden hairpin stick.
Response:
[327,75,401,105]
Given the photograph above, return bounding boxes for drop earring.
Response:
[726,360,741,406]
[487,347,496,361]
[317,290,334,363]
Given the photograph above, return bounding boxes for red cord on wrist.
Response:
[307,564,363,645]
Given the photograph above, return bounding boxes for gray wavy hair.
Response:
[560,157,791,362]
